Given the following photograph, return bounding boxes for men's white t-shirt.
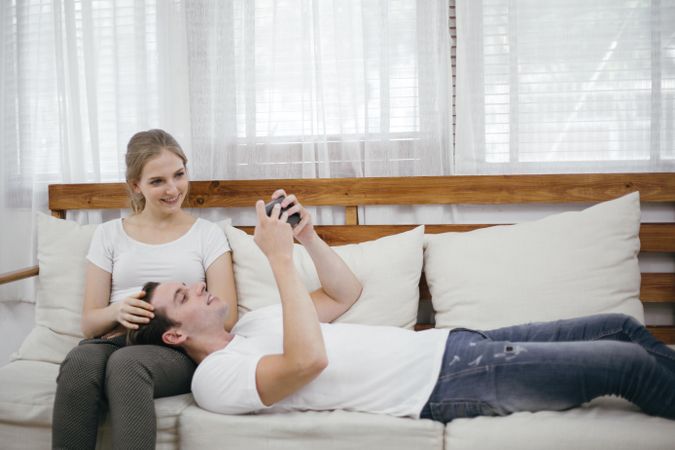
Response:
[192,304,449,418]
[87,218,230,303]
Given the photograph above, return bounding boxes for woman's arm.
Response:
[81,262,153,339]
[205,252,238,331]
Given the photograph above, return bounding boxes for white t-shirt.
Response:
[192,304,449,418]
[86,218,230,303]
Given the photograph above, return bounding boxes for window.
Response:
[456,0,675,173]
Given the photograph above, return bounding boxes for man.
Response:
[128,192,675,422]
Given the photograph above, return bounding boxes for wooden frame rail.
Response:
[3,173,674,342]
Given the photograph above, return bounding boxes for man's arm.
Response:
[303,234,363,323]
[252,200,328,407]
[276,191,363,323]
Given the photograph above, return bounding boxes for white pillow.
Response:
[14,213,97,363]
[423,192,644,331]
[222,225,425,329]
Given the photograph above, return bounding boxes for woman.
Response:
[52,129,238,449]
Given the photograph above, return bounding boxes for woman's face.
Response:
[134,149,188,214]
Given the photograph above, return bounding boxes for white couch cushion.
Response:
[0,360,59,426]
[424,193,644,330]
[0,358,192,450]
[0,359,193,426]
[13,328,80,365]
[179,405,444,450]
[0,424,51,450]
[223,225,425,329]
[444,397,675,450]
[12,213,97,364]
[97,394,193,450]
[34,213,97,337]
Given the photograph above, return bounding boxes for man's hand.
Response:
[270,189,316,245]
[254,199,294,261]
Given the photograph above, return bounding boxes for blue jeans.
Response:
[420,314,675,422]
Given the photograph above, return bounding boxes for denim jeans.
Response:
[420,313,675,423]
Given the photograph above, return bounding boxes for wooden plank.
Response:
[238,224,674,252]
[49,173,675,210]
[640,223,675,252]
[345,206,359,225]
[647,326,675,344]
[433,224,675,253]
[418,275,675,303]
[238,225,426,244]
[641,273,675,302]
[191,172,675,204]
[0,266,39,285]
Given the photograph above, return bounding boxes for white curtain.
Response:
[0,0,451,301]
[455,0,675,174]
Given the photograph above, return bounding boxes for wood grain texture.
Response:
[0,266,39,285]
[641,273,675,302]
[639,223,675,252]
[345,206,359,225]
[239,224,673,251]
[646,326,675,344]
[49,173,675,210]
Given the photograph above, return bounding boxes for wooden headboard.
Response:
[4,173,675,343]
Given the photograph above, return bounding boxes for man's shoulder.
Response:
[232,304,283,333]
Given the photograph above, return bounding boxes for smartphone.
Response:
[264,195,301,227]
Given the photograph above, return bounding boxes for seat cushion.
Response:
[97,394,194,450]
[0,359,193,450]
[0,360,59,426]
[179,406,444,450]
[0,423,51,450]
[444,397,675,450]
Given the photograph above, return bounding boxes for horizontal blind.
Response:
[456,0,675,172]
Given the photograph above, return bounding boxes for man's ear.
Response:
[162,328,187,346]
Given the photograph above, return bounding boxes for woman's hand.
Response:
[271,190,316,245]
[115,291,155,330]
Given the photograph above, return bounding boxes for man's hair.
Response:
[126,281,181,348]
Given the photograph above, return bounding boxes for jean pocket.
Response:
[430,400,496,422]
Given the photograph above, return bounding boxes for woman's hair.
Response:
[126,281,181,349]
[125,129,189,213]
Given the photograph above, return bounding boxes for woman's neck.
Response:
[133,208,192,227]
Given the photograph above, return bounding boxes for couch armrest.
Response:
[0,266,39,285]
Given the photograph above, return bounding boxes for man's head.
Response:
[127,281,230,357]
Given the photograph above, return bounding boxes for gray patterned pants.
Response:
[52,335,196,450]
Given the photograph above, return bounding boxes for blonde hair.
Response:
[125,129,189,213]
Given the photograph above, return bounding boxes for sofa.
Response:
[1,173,674,449]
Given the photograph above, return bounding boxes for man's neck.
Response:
[187,331,235,364]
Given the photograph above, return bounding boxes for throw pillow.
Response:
[222,225,425,329]
[423,192,644,331]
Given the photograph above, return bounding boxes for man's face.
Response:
[151,281,228,339]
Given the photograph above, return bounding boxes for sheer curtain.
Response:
[0,0,451,301]
[455,0,675,174]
